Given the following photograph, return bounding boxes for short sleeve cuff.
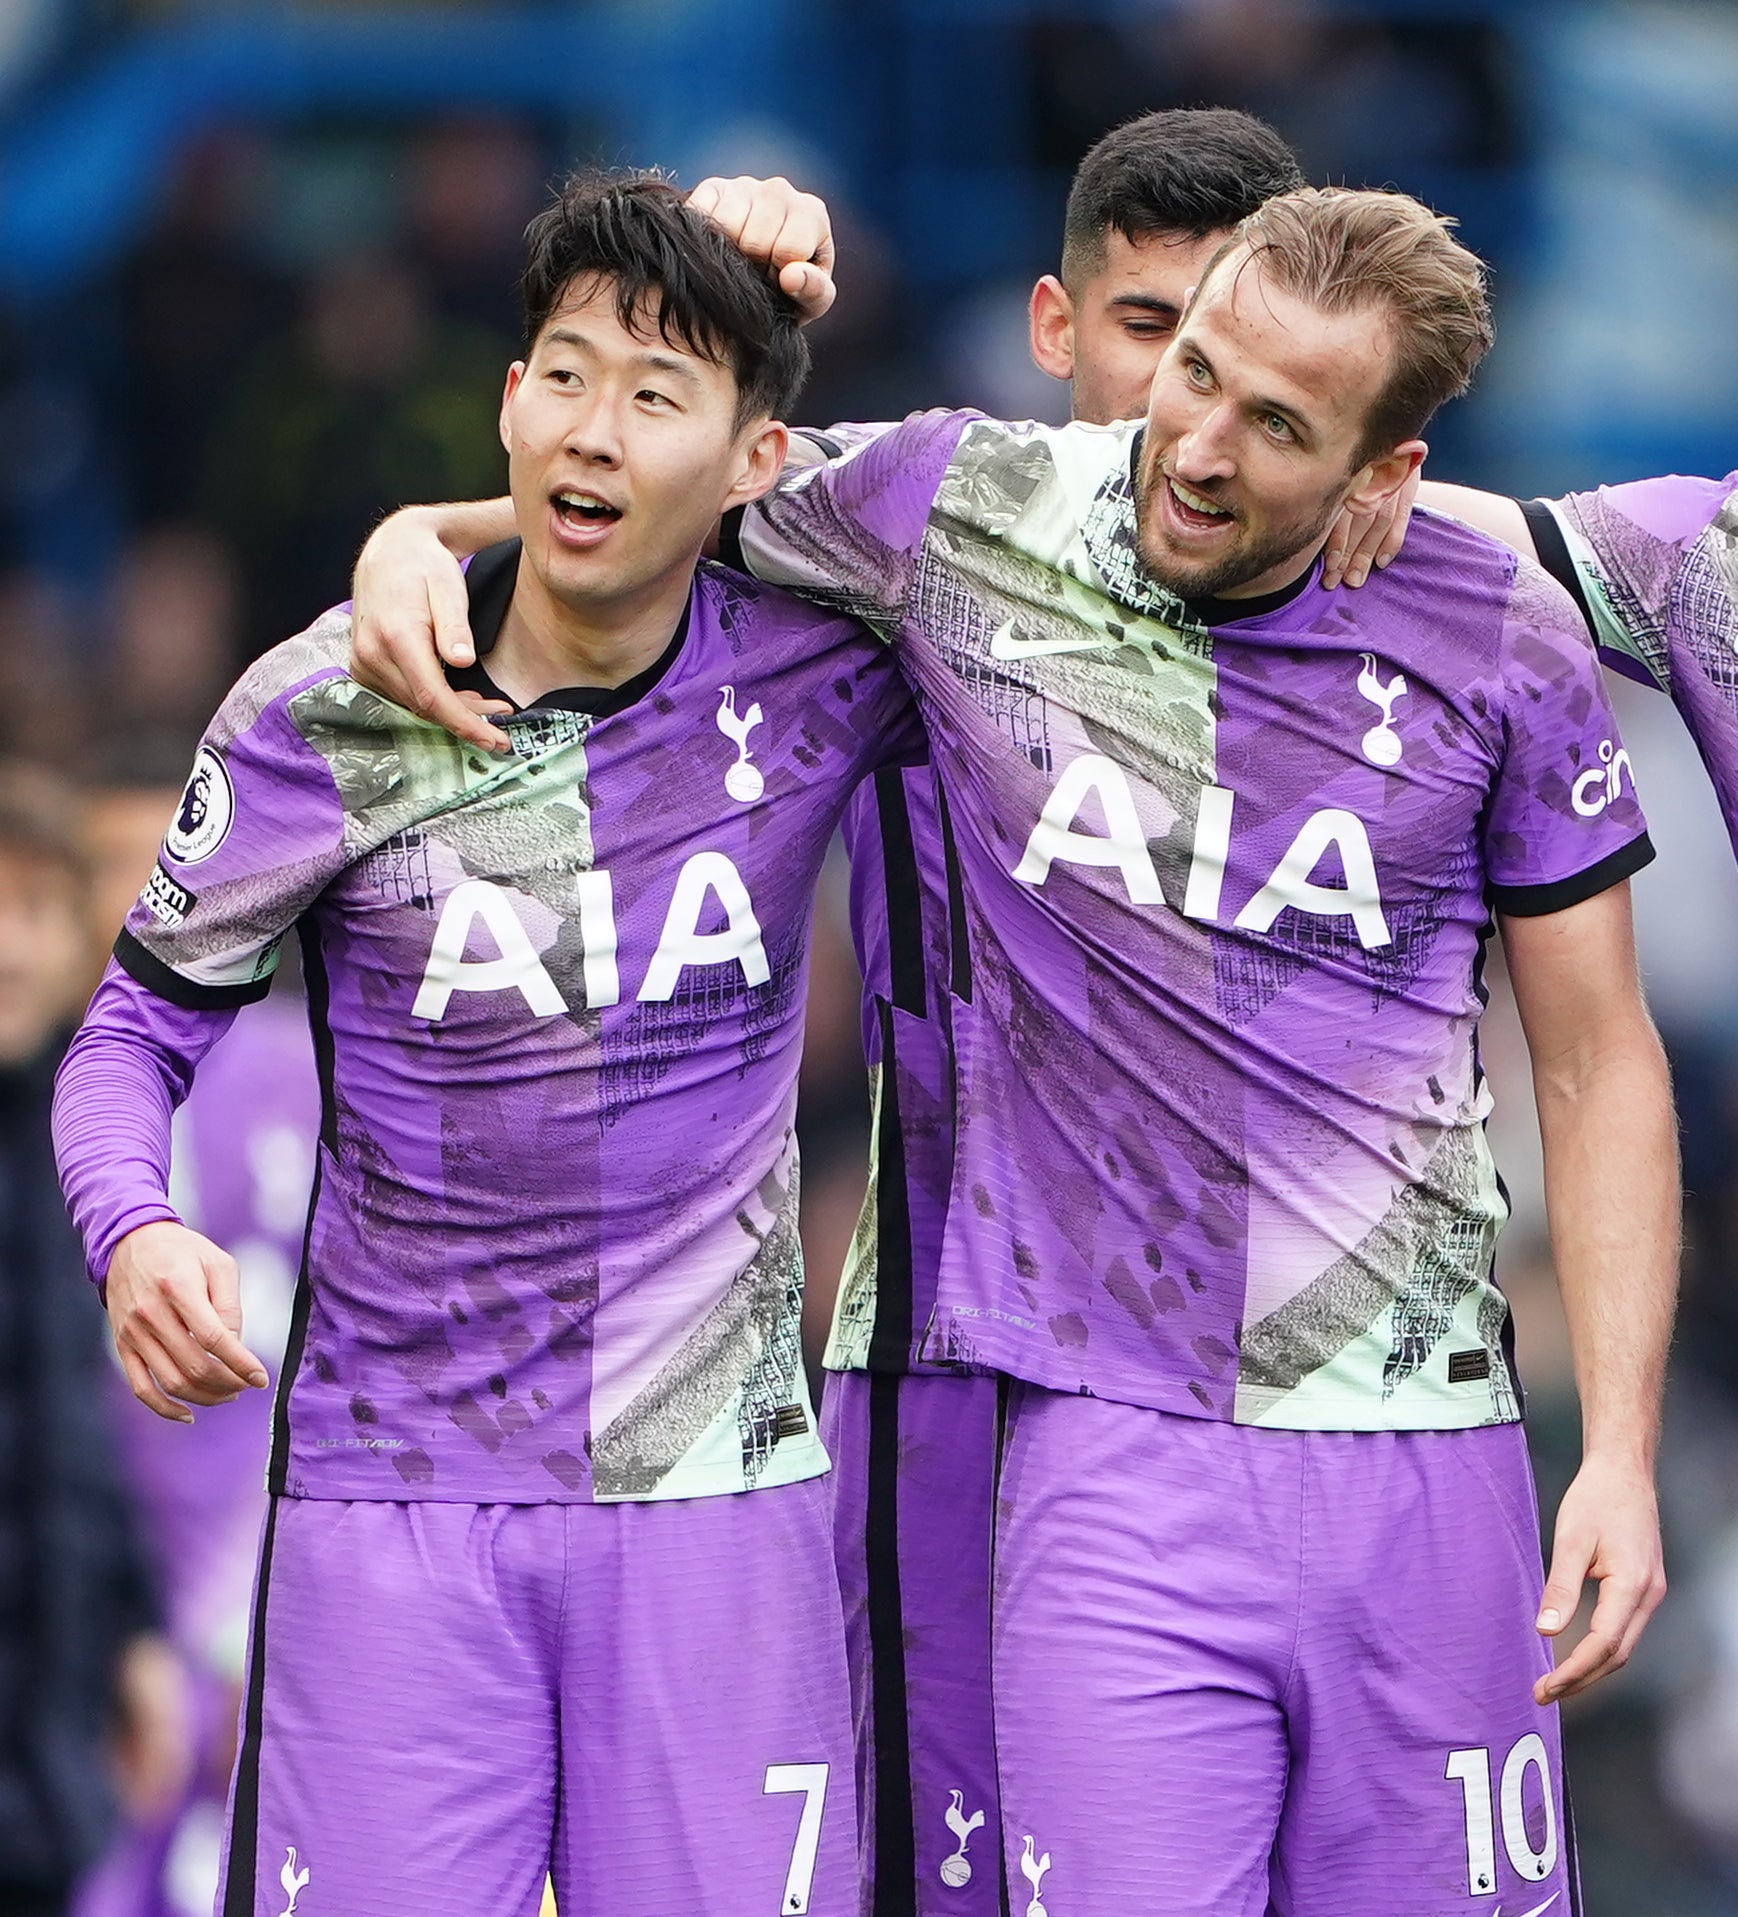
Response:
[114,929,274,1010]
[1487,832,1654,918]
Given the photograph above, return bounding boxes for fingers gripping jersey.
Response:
[61,563,921,1502]
[741,413,1653,1431]
[1540,472,1738,858]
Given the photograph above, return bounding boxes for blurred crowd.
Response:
[0,3,1732,1914]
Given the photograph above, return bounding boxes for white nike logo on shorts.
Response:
[1494,1895,1560,1917]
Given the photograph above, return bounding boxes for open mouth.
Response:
[1164,475,1236,532]
[553,489,623,529]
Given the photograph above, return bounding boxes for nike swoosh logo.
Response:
[986,618,1107,661]
[1493,1895,1561,1917]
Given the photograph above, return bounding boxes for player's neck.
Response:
[491,559,693,704]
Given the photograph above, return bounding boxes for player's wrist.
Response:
[104,1210,189,1274]
[1572,1430,1662,1480]
[378,502,456,557]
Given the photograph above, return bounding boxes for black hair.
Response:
[1060,108,1305,287]
[520,168,810,428]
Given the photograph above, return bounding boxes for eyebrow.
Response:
[543,329,704,386]
[1108,293,1183,319]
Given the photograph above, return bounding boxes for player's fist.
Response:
[106,1220,268,1422]
[687,175,836,322]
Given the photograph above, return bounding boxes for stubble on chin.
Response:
[1132,454,1243,601]
[1133,452,1342,604]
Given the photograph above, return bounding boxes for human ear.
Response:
[726,420,791,508]
[1343,439,1427,515]
[498,361,526,453]
[1028,276,1077,383]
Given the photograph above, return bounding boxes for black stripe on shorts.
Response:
[865,1371,916,1917]
[222,1496,282,1917]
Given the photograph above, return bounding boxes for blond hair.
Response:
[1203,186,1494,465]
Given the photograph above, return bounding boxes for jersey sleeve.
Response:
[1532,473,1738,862]
[729,409,977,629]
[53,964,241,1284]
[115,640,351,1008]
[1483,556,1655,915]
[58,634,351,1282]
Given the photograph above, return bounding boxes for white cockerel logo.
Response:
[716,686,765,802]
[1356,651,1408,766]
[278,1845,311,1916]
[940,1789,987,1887]
[1019,1834,1052,1917]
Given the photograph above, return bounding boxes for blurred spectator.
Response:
[403,114,546,344]
[73,776,316,1917]
[112,130,287,532]
[200,249,505,658]
[0,758,189,1917]
[1028,0,1513,186]
[92,528,239,782]
[0,570,85,764]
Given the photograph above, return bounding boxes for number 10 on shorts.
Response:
[764,1763,829,1914]
[1445,1738,1559,1894]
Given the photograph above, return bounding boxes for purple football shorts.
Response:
[217,1482,855,1916]
[992,1384,1577,1917]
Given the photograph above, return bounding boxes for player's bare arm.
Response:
[1320,461,1424,589]
[1417,481,1539,561]
[1499,881,1677,1703]
[104,1218,269,1423]
[351,499,516,750]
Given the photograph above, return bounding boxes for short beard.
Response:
[1133,453,1343,603]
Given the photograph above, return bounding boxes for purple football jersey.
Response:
[827,769,962,1374]
[738,412,1652,1430]
[57,547,920,1502]
[795,422,965,1378]
[1538,473,1738,858]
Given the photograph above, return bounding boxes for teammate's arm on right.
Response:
[1415,482,1540,559]
[687,174,836,321]
[1321,461,1424,589]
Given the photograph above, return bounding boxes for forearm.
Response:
[404,497,516,560]
[53,963,237,1284]
[1533,1014,1678,1464]
[1418,481,1537,558]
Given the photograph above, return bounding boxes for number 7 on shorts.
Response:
[764,1763,830,1914]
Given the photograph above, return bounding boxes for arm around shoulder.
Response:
[350,500,517,750]
[1418,482,1537,558]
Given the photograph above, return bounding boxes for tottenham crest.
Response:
[164,747,234,865]
[716,686,765,802]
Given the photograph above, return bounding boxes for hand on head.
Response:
[687,175,836,323]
